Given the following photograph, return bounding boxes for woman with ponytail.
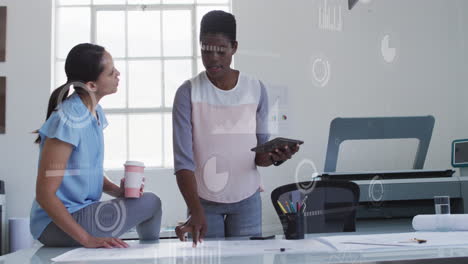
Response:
[30,43,162,248]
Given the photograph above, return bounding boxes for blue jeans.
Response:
[200,190,262,238]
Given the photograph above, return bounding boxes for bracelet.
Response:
[270,156,284,166]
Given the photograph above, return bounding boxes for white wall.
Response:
[0,0,52,219]
[233,0,468,229]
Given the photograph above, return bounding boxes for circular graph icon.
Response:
[311,58,331,87]
[202,155,230,194]
[295,159,320,194]
[56,81,97,129]
[368,175,384,207]
[94,200,127,236]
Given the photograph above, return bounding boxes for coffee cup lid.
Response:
[124,161,145,167]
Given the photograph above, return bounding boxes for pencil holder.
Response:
[280,212,305,240]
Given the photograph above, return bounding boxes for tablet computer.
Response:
[251,137,304,153]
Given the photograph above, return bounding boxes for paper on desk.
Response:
[318,231,468,252]
[51,239,336,262]
[51,243,157,262]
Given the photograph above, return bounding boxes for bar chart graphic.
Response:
[318,0,343,32]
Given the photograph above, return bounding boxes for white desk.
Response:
[4,219,468,264]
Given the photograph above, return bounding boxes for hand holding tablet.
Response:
[251,137,304,153]
[251,137,303,166]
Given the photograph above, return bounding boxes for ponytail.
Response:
[34,83,71,144]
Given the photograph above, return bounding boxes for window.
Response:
[54,0,231,169]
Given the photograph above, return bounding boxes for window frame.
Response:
[53,0,231,169]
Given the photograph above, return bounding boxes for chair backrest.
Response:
[271,180,360,233]
[324,116,435,172]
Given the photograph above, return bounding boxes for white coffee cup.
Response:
[123,161,145,198]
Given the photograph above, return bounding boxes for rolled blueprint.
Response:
[412,214,468,231]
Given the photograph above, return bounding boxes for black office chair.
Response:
[271,180,360,233]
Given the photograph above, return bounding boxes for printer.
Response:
[321,116,468,219]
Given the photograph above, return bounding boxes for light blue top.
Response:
[30,93,108,239]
